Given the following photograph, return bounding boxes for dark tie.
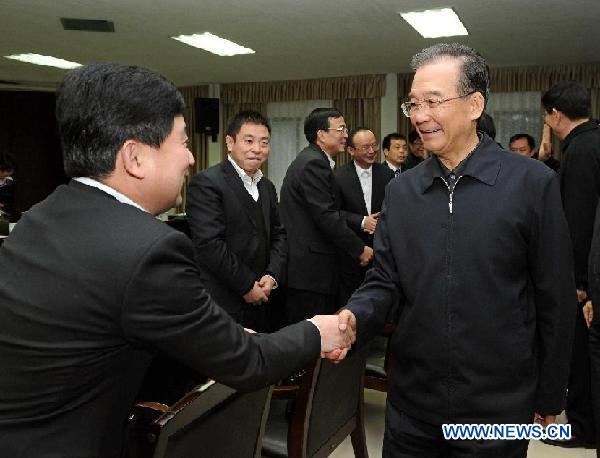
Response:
[394,169,401,177]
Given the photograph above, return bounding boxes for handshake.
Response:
[311,310,357,362]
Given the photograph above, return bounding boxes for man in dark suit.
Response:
[186,111,285,332]
[542,80,600,449]
[335,127,394,305]
[381,132,409,176]
[279,108,373,324]
[0,63,354,457]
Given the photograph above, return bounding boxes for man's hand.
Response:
[363,212,380,235]
[583,301,594,328]
[243,282,268,304]
[577,289,587,303]
[322,310,358,362]
[257,275,275,298]
[538,124,552,161]
[311,314,354,354]
[359,246,373,267]
[533,413,556,427]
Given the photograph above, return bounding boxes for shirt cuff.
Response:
[361,216,366,230]
[264,274,278,290]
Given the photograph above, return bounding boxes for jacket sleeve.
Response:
[345,187,403,344]
[529,172,577,415]
[186,173,256,296]
[264,181,287,283]
[121,231,321,391]
[300,158,364,259]
[562,143,600,289]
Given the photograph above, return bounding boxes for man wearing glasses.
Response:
[335,127,394,306]
[335,43,575,457]
[280,108,373,324]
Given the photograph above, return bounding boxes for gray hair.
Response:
[411,43,490,106]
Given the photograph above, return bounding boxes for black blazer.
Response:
[335,161,394,245]
[186,159,286,315]
[0,180,319,457]
[279,144,364,295]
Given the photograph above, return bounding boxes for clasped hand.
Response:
[311,310,357,362]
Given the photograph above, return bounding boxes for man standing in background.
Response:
[279,108,373,323]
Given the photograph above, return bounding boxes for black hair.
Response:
[382,133,406,151]
[509,133,535,150]
[476,113,496,139]
[542,80,591,121]
[56,62,185,179]
[226,110,271,138]
[411,43,490,107]
[407,129,421,144]
[304,108,343,144]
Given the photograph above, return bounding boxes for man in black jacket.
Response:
[335,127,393,305]
[0,63,353,457]
[187,111,285,331]
[335,43,575,457]
[542,80,600,448]
[279,108,373,323]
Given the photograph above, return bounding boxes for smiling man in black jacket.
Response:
[336,43,576,457]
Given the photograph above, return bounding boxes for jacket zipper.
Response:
[440,176,462,214]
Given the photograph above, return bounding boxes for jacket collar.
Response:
[419,134,502,193]
[561,119,599,153]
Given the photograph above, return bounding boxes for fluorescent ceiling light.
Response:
[400,8,468,38]
[172,32,255,56]
[4,53,82,69]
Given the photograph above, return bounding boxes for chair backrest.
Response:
[128,380,272,458]
[290,345,369,458]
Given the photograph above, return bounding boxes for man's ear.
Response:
[469,92,485,121]
[225,135,235,152]
[120,140,145,179]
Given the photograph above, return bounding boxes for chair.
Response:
[363,323,394,392]
[127,380,272,458]
[262,345,369,458]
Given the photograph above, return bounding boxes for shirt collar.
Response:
[385,160,399,172]
[74,177,148,212]
[418,133,501,193]
[354,162,373,176]
[323,152,335,170]
[227,154,263,183]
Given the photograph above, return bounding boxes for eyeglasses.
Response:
[401,91,476,118]
[353,143,379,153]
[326,126,348,134]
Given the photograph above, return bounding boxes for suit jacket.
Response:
[186,159,286,316]
[335,161,394,245]
[0,180,319,457]
[279,143,364,295]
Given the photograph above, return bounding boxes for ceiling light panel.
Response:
[400,8,468,38]
[172,32,255,56]
[4,53,82,69]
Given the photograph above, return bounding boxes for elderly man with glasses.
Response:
[334,43,576,457]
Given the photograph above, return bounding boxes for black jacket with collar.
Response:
[559,120,600,290]
[347,135,576,424]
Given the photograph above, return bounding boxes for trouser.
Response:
[566,304,596,442]
[588,319,600,456]
[382,403,529,458]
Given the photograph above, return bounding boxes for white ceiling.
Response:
[1,0,599,89]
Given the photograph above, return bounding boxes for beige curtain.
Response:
[177,85,209,212]
[397,72,414,139]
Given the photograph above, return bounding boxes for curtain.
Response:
[486,92,542,151]
[396,72,414,140]
[177,85,209,212]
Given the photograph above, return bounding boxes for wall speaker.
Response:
[194,97,219,141]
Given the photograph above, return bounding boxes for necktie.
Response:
[394,169,401,177]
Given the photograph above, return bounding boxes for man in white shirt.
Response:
[187,111,286,331]
[335,127,394,305]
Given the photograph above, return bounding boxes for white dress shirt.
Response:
[228,155,262,201]
[324,152,336,170]
[385,160,399,173]
[354,162,372,215]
